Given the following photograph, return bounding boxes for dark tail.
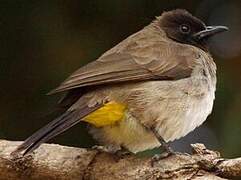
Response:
[12,105,101,156]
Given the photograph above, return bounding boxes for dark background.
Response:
[0,0,241,157]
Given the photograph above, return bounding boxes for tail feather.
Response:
[12,104,101,156]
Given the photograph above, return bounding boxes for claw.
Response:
[115,149,132,158]
[151,150,175,166]
[91,145,113,153]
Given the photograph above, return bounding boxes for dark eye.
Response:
[180,24,191,34]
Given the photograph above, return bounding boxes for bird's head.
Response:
[156,9,228,50]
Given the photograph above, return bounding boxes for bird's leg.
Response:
[151,127,175,163]
[153,130,174,154]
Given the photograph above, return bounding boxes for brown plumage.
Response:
[13,9,228,156]
[49,32,197,94]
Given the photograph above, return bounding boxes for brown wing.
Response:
[49,39,198,94]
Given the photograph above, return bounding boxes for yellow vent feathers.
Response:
[83,102,126,127]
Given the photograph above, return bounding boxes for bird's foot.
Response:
[151,152,174,166]
[151,146,175,166]
[151,150,174,161]
[92,145,113,153]
[91,145,121,154]
[92,145,131,162]
[114,148,132,159]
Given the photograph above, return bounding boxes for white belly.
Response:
[155,79,216,142]
[89,75,216,153]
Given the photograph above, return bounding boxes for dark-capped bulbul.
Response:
[13,9,228,156]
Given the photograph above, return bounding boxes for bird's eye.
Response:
[180,24,191,34]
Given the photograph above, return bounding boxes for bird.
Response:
[13,9,228,157]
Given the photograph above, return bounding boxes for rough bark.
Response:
[0,139,240,180]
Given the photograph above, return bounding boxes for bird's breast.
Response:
[153,73,216,142]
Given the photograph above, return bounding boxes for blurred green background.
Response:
[0,0,241,157]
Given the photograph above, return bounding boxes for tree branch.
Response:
[0,139,240,179]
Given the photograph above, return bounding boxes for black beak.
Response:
[193,26,229,41]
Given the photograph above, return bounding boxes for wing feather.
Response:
[49,37,198,94]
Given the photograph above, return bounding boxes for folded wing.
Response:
[50,42,197,94]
